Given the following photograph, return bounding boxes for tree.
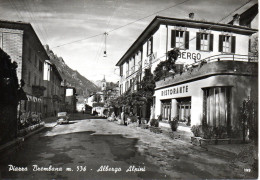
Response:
[154,48,181,81]
[251,35,258,58]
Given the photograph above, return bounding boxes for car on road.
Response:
[57,112,69,124]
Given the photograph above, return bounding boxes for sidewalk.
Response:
[125,119,257,165]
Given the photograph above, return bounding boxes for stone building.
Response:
[0,20,63,120]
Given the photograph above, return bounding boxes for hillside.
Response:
[45,45,99,97]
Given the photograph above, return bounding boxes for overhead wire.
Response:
[21,0,48,44]
[8,0,24,21]
[51,0,192,49]
[29,0,50,44]
[94,0,121,61]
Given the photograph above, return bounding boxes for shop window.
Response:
[161,100,171,121]
[171,30,189,49]
[178,102,191,123]
[219,35,236,53]
[203,87,231,127]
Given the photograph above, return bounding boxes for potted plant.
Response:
[150,118,159,127]
[169,116,179,131]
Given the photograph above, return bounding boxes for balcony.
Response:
[156,54,258,89]
[185,54,257,70]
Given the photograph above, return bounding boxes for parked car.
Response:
[57,112,69,124]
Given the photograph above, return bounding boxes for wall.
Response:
[118,22,252,94]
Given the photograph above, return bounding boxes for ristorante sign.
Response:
[161,85,188,96]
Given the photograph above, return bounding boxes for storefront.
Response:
[154,61,258,129]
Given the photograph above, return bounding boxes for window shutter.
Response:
[146,40,149,56]
[196,32,201,50]
[248,39,251,52]
[171,30,176,48]
[151,36,153,53]
[209,34,213,51]
[185,31,189,49]
[219,35,223,52]
[231,36,236,53]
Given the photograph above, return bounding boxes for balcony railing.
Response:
[185,54,257,70]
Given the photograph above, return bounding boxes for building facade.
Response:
[116,13,257,130]
[0,20,63,121]
[43,60,63,116]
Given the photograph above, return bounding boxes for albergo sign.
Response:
[161,85,188,96]
[178,51,201,61]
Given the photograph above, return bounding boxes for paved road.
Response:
[0,119,169,180]
[0,118,257,179]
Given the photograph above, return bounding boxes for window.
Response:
[35,54,37,67]
[171,30,189,49]
[0,32,2,49]
[120,85,122,95]
[34,75,37,85]
[126,61,129,77]
[161,100,171,121]
[223,36,231,52]
[28,71,31,85]
[147,37,153,56]
[176,31,184,48]
[120,65,123,76]
[39,61,43,71]
[196,32,213,51]
[28,48,31,62]
[219,35,236,53]
[203,87,231,127]
[177,97,191,124]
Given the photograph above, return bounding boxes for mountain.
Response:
[45,45,99,97]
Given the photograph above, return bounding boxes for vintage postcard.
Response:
[0,0,258,179]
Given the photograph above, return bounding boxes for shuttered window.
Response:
[171,30,189,49]
[219,35,236,53]
[147,37,153,56]
[196,32,213,51]
[120,65,123,76]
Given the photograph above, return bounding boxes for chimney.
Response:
[232,14,240,26]
[189,13,194,20]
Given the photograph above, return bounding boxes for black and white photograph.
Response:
[0,0,258,179]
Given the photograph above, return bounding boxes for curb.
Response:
[0,125,46,154]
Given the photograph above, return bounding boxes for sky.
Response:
[0,0,258,82]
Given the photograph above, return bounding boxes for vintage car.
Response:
[57,112,69,124]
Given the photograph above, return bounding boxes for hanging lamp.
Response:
[104,32,108,57]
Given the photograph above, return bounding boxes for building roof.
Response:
[116,16,258,66]
[0,20,50,61]
[228,3,258,27]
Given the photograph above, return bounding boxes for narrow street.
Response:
[0,118,255,179]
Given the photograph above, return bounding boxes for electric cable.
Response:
[51,0,192,48]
